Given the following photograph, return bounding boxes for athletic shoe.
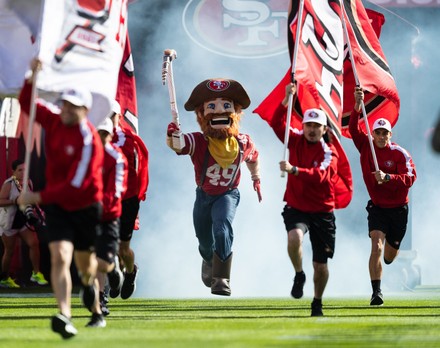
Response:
[100,292,110,316]
[86,313,106,328]
[108,256,123,299]
[291,272,306,299]
[120,264,138,300]
[51,313,77,339]
[370,290,384,306]
[0,277,20,288]
[80,284,96,311]
[30,271,48,285]
[311,301,324,317]
[201,259,212,287]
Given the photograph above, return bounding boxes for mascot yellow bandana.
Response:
[207,136,238,169]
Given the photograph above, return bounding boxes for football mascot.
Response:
[166,78,261,296]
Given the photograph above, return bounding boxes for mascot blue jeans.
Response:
[193,187,240,262]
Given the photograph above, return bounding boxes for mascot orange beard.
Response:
[195,104,242,140]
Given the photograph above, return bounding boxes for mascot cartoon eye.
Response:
[207,103,216,110]
[223,102,232,109]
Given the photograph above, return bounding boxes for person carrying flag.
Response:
[350,87,417,306]
[166,78,261,296]
[17,58,105,337]
[275,83,340,317]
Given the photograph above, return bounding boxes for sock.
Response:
[371,279,381,292]
[312,297,322,306]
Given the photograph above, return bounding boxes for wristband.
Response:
[290,166,298,175]
[384,174,391,182]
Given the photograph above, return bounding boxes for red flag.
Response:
[341,0,400,137]
[330,130,353,209]
[116,32,138,133]
[254,0,352,209]
[291,0,344,134]
[116,32,149,205]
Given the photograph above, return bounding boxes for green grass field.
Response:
[1,292,440,347]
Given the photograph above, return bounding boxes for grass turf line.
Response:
[0,296,439,347]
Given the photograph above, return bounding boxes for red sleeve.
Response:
[18,79,59,128]
[349,109,368,151]
[269,103,289,142]
[387,149,417,190]
[18,80,32,114]
[243,134,259,164]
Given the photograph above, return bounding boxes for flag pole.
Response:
[21,67,39,208]
[21,1,44,207]
[282,0,304,178]
[341,1,379,171]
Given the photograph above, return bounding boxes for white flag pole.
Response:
[281,0,305,178]
[21,0,45,207]
[21,68,39,204]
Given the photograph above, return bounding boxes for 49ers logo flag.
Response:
[254,0,352,209]
[254,0,399,137]
[254,0,344,135]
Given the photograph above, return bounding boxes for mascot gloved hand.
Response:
[253,179,262,202]
[167,122,179,136]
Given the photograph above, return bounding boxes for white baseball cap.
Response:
[96,117,113,134]
[105,99,121,119]
[372,118,392,132]
[61,88,92,109]
[303,108,327,126]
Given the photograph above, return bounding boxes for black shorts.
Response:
[120,196,140,242]
[44,203,102,251]
[96,219,120,264]
[366,200,408,250]
[282,205,336,263]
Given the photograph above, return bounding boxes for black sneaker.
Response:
[51,313,78,339]
[291,272,306,299]
[100,292,110,316]
[120,264,138,300]
[108,256,124,299]
[370,290,384,306]
[311,301,324,317]
[86,313,106,328]
[80,284,96,311]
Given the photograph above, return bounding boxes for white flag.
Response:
[0,0,128,126]
[36,0,128,125]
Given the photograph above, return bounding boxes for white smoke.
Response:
[128,1,440,299]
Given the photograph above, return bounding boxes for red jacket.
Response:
[19,82,103,211]
[271,104,338,213]
[102,143,128,221]
[349,110,416,208]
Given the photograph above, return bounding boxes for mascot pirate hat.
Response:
[184,78,250,111]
